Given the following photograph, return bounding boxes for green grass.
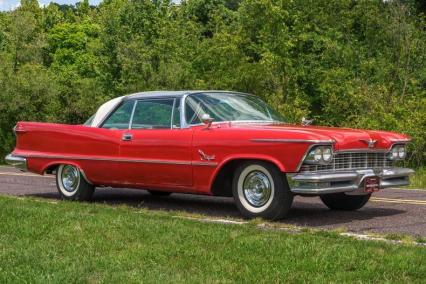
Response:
[409,167,426,189]
[1,196,426,283]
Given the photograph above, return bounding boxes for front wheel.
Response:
[56,164,94,201]
[232,161,293,220]
[320,193,371,211]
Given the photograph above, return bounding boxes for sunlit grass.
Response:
[409,167,426,189]
[0,195,425,283]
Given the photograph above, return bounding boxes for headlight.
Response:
[322,147,333,162]
[388,145,406,160]
[314,148,322,161]
[305,146,333,164]
[398,146,406,159]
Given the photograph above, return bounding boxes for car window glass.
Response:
[131,99,174,129]
[185,93,284,124]
[102,100,134,129]
[83,114,94,126]
[185,99,202,125]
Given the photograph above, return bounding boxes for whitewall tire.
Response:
[56,164,94,201]
[232,161,293,220]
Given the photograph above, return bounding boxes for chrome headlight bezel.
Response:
[304,145,334,165]
[388,144,407,161]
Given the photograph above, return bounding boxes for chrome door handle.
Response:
[122,133,133,141]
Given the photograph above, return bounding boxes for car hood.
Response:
[227,122,410,151]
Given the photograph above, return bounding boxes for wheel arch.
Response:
[41,160,93,184]
[210,155,287,197]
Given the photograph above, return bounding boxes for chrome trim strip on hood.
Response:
[389,138,411,143]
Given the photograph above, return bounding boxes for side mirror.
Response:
[201,113,214,129]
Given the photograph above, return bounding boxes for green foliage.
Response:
[0,0,425,166]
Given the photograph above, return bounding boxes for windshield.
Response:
[185,92,284,125]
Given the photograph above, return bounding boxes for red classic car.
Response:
[6,91,414,219]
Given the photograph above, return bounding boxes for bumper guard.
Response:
[5,154,28,172]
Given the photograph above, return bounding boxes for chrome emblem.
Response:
[360,139,377,148]
[301,117,314,126]
[198,150,215,161]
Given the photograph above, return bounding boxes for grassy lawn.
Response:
[0,196,426,283]
[409,167,426,189]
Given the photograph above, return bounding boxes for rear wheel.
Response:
[232,161,293,220]
[56,164,94,201]
[148,190,172,196]
[320,193,371,211]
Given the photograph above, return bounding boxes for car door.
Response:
[118,97,193,189]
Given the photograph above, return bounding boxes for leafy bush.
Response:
[0,0,425,166]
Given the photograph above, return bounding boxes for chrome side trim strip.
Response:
[18,153,219,167]
[20,154,192,165]
[250,139,335,144]
[192,161,218,167]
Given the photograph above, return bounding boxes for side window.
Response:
[102,100,135,129]
[131,99,175,129]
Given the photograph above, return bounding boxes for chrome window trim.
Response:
[181,94,190,128]
[170,98,177,129]
[128,100,137,130]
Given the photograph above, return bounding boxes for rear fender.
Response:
[36,159,92,184]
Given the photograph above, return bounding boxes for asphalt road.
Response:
[1,165,426,237]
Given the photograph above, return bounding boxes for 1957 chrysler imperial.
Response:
[6,91,414,219]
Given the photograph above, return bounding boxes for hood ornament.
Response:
[301,117,313,126]
[360,139,377,148]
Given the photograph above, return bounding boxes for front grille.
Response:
[300,152,394,173]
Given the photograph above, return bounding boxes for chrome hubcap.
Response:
[61,165,80,192]
[243,170,272,207]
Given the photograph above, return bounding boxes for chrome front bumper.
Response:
[5,154,27,171]
[289,167,414,195]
